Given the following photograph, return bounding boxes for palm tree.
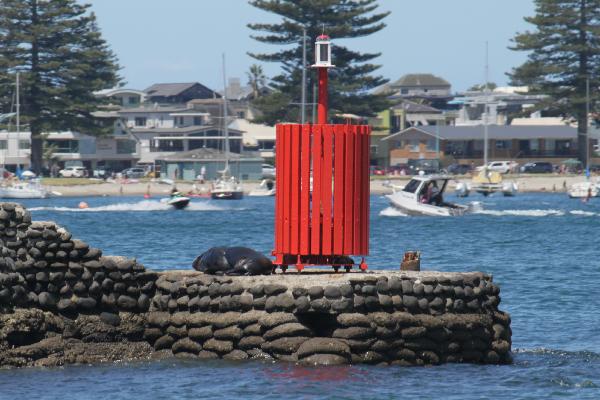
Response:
[247,64,266,99]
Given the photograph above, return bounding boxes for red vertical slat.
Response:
[321,126,333,255]
[282,124,292,253]
[363,126,371,255]
[333,125,345,254]
[290,124,301,254]
[300,124,311,254]
[343,125,355,254]
[353,126,362,253]
[311,125,322,254]
[274,125,282,254]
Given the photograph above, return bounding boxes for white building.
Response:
[0,131,31,169]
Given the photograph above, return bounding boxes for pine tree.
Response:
[248,0,390,125]
[509,0,600,165]
[0,0,120,173]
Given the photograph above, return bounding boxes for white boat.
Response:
[454,181,470,197]
[211,176,243,200]
[386,175,480,216]
[210,54,244,201]
[0,180,49,199]
[471,169,504,196]
[568,181,598,198]
[502,181,518,197]
[248,179,275,197]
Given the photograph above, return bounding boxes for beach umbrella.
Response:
[21,170,36,178]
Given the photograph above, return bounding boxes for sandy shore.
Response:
[43,175,593,197]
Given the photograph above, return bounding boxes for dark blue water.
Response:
[1,192,599,399]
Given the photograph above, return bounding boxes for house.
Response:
[44,129,139,172]
[386,73,452,98]
[95,88,146,108]
[144,82,219,104]
[383,125,599,166]
[0,131,31,171]
[229,118,275,162]
[156,147,263,181]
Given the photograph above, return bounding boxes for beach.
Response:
[42,175,594,197]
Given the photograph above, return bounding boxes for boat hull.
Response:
[211,191,243,200]
[0,187,48,199]
[387,194,468,217]
[167,197,190,209]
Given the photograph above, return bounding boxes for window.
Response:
[18,140,29,150]
[193,116,203,126]
[257,140,275,150]
[401,89,408,94]
[135,117,146,126]
[116,140,136,154]
[128,96,139,105]
[495,140,511,149]
[319,43,328,62]
[409,139,419,152]
[150,139,183,152]
[403,179,421,193]
[237,111,245,118]
[45,140,79,153]
[426,138,436,151]
[0,140,6,150]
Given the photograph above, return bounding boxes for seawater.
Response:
[1,192,599,399]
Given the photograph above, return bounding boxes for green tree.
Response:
[248,0,390,125]
[508,0,600,165]
[468,82,497,92]
[0,0,120,173]
[247,64,267,99]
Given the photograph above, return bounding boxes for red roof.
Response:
[316,34,330,41]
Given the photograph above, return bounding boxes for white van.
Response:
[476,161,519,174]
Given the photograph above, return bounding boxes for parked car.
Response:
[121,167,146,179]
[520,162,553,173]
[262,164,276,179]
[370,166,385,176]
[59,166,87,178]
[447,164,473,175]
[476,161,519,174]
[408,159,440,175]
[92,168,112,179]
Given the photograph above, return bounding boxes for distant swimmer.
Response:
[78,201,89,209]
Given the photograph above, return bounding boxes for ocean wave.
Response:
[570,210,597,216]
[514,347,600,359]
[379,207,407,217]
[473,209,565,217]
[29,200,241,212]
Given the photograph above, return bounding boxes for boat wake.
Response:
[29,200,243,212]
[473,209,565,217]
[379,207,408,217]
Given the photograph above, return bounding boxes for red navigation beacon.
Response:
[273,34,371,273]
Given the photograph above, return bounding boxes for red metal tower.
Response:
[273,34,371,272]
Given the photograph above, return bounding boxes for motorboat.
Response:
[502,181,518,197]
[211,175,244,200]
[0,180,50,199]
[248,179,275,197]
[386,175,480,216]
[166,194,190,210]
[471,169,503,196]
[568,181,598,199]
[454,181,470,197]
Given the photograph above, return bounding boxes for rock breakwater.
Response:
[0,202,511,368]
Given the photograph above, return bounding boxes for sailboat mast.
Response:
[16,72,20,137]
[222,54,230,173]
[483,41,489,167]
